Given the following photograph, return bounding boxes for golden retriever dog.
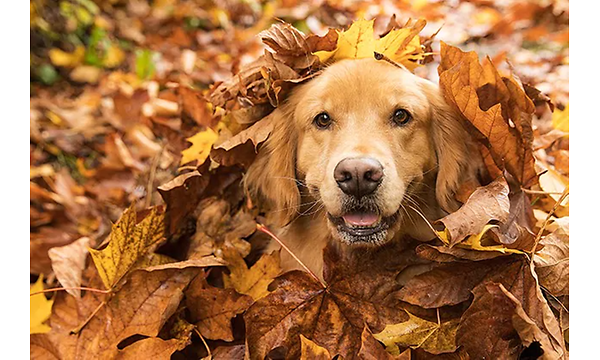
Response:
[245,58,483,276]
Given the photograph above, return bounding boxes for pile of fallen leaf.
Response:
[31,1,568,359]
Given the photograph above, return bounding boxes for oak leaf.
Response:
[89,204,166,290]
[48,237,90,298]
[374,311,459,355]
[30,275,53,334]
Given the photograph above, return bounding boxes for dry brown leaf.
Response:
[357,326,396,360]
[186,284,253,341]
[500,285,561,360]
[259,22,312,57]
[436,178,510,246]
[75,268,200,358]
[244,245,414,359]
[300,335,332,360]
[438,42,537,188]
[210,111,276,167]
[456,282,522,358]
[48,237,90,298]
[116,338,184,360]
[534,229,569,296]
[158,168,210,234]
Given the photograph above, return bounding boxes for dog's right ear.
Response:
[244,106,301,226]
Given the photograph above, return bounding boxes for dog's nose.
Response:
[334,157,384,198]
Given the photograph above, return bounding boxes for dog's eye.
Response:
[313,112,332,129]
[392,108,412,126]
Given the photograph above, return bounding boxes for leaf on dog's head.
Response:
[436,178,510,247]
[259,22,312,57]
[314,18,426,70]
[438,42,538,188]
[373,311,459,355]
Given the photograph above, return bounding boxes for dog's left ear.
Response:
[422,82,484,213]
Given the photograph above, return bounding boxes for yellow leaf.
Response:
[313,19,425,70]
[180,127,219,165]
[373,311,459,355]
[334,19,376,60]
[49,46,85,68]
[104,45,126,68]
[223,248,281,300]
[457,224,524,255]
[89,204,166,290]
[30,275,53,334]
[552,103,569,133]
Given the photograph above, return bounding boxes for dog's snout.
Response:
[334,157,383,198]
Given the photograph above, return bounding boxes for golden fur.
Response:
[245,58,483,276]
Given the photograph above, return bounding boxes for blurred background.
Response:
[30,0,569,276]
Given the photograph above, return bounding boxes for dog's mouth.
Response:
[327,209,399,245]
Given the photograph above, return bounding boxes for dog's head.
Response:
[246,58,482,245]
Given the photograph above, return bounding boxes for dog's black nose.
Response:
[334,157,384,198]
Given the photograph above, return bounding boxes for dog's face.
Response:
[246,58,481,246]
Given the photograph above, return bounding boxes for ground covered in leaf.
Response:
[31,0,569,359]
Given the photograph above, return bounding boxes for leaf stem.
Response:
[194,328,212,359]
[529,186,569,264]
[373,52,408,70]
[71,300,107,334]
[256,223,327,288]
[30,286,111,297]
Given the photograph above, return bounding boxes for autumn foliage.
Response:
[31,0,568,359]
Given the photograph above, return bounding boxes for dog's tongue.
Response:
[342,213,379,227]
